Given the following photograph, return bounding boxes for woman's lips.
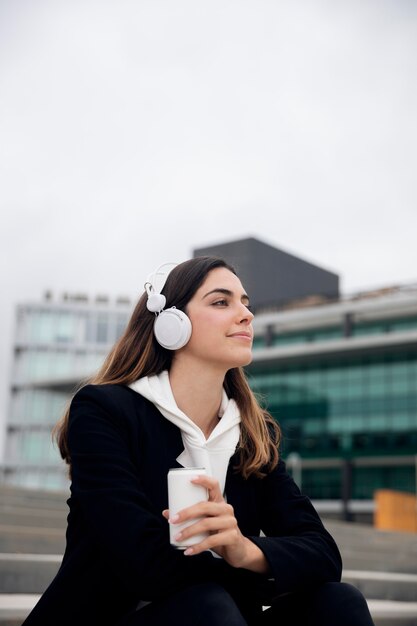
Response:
[228,333,253,340]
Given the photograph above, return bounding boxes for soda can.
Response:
[167,467,209,549]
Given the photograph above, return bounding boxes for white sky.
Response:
[0,0,417,458]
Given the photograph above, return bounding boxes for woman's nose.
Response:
[239,303,254,323]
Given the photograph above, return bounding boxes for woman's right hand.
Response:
[162,474,269,574]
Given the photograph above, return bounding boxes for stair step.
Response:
[0,594,39,623]
[0,487,68,511]
[0,554,61,594]
[343,570,417,602]
[0,505,66,530]
[367,599,417,626]
[0,525,65,554]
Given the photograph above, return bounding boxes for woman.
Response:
[23,257,374,626]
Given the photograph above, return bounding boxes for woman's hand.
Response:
[162,475,269,574]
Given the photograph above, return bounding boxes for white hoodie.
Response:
[129,370,241,495]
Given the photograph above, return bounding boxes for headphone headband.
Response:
[145,263,177,296]
[145,262,177,313]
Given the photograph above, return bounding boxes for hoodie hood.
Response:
[129,370,241,494]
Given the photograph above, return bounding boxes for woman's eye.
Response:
[212,299,228,306]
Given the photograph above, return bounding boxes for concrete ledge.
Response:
[0,525,65,554]
[0,594,39,620]
[0,554,61,594]
[0,554,62,563]
[0,506,66,529]
[344,570,417,582]
[368,599,417,626]
[343,570,417,602]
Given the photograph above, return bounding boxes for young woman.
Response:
[23,257,374,626]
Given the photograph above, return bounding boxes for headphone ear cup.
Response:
[153,308,192,350]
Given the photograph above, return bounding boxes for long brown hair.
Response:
[54,257,281,478]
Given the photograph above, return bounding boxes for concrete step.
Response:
[325,520,417,551]
[0,554,61,594]
[0,486,68,509]
[0,594,39,626]
[343,570,417,602]
[0,506,66,530]
[1,544,416,601]
[340,551,417,576]
[0,525,65,554]
[328,524,415,544]
[368,600,417,626]
[325,520,417,575]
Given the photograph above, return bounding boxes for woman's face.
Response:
[179,267,254,371]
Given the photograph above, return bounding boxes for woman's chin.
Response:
[230,350,253,369]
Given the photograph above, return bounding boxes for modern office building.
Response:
[196,238,417,520]
[194,237,339,311]
[250,286,417,515]
[1,293,132,489]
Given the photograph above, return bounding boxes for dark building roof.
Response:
[193,237,339,311]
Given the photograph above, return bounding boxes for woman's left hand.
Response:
[162,475,269,574]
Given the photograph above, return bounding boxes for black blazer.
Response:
[23,384,342,626]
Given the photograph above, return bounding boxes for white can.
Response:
[168,467,209,549]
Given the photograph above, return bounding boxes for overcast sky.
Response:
[1,0,416,458]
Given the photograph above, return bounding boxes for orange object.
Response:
[374,489,417,533]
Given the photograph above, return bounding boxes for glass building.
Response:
[193,238,417,520]
[249,285,417,519]
[1,293,132,489]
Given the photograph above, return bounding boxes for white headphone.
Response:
[145,263,192,350]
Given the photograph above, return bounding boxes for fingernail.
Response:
[174,532,182,541]
[169,514,179,523]
[184,548,194,556]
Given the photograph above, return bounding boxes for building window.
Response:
[96,314,108,343]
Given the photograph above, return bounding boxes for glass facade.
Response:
[3,298,132,490]
[14,349,106,384]
[17,307,129,346]
[257,316,417,348]
[250,306,417,503]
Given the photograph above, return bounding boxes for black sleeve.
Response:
[67,385,224,601]
[248,459,342,596]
